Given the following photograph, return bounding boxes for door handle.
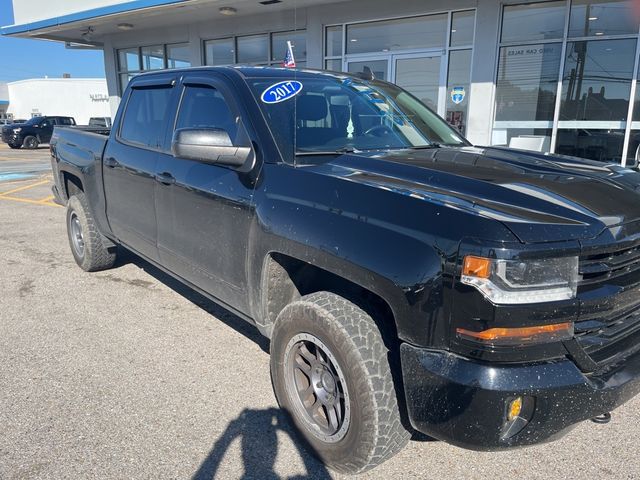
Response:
[155,171,175,185]
[104,157,119,168]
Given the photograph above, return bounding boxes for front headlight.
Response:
[12,127,21,133]
[461,255,579,304]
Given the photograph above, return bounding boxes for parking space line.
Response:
[0,194,62,208]
[0,179,50,196]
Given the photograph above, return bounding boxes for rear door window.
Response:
[120,86,173,148]
[176,86,238,143]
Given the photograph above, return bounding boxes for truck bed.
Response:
[50,126,110,204]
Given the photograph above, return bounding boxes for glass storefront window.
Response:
[492,128,553,151]
[626,131,640,166]
[325,59,342,71]
[346,14,447,54]
[569,0,637,37]
[556,128,626,162]
[450,10,475,47]
[167,43,191,69]
[118,48,140,72]
[446,49,472,134]
[237,34,269,64]
[204,38,235,65]
[501,2,566,43]
[141,45,165,70]
[119,73,136,95]
[495,43,563,121]
[271,31,307,62]
[326,26,342,57]
[560,39,636,121]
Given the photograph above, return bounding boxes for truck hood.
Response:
[309,146,640,243]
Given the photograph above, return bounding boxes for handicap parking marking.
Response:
[0,172,36,182]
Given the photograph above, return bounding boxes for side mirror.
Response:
[171,128,252,168]
[633,144,640,170]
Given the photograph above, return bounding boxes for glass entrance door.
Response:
[393,54,445,116]
[345,53,446,117]
[346,57,389,81]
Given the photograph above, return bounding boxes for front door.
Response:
[154,75,257,312]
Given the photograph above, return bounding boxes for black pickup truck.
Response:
[50,66,640,474]
[2,115,76,149]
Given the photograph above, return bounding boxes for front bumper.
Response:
[1,133,22,145]
[401,344,640,450]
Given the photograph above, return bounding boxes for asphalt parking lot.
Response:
[1,142,639,480]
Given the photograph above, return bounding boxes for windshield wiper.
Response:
[296,147,361,156]
[406,143,441,150]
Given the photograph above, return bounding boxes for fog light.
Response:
[508,397,523,421]
[501,396,534,440]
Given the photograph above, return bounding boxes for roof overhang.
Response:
[1,0,191,35]
[0,0,340,46]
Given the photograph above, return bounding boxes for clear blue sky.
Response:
[0,5,105,83]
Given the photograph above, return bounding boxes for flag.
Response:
[283,40,296,68]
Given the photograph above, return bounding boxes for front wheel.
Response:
[66,193,117,271]
[8,143,21,149]
[23,135,39,149]
[270,291,410,474]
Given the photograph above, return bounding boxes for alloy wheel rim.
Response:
[284,333,350,443]
[70,213,85,258]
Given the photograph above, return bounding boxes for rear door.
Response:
[39,118,54,143]
[103,75,177,262]
[155,74,257,311]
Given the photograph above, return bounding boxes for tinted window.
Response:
[346,14,447,54]
[58,118,74,126]
[560,39,636,121]
[501,2,566,42]
[176,86,238,141]
[569,0,637,37]
[120,86,172,148]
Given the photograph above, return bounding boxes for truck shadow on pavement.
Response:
[192,408,332,480]
[113,251,333,479]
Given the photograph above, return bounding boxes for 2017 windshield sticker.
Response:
[261,81,303,104]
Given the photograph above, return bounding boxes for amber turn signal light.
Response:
[462,256,491,279]
[456,322,573,346]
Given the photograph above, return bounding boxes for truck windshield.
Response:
[248,74,468,160]
[23,117,43,126]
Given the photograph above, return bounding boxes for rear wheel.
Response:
[66,193,117,271]
[23,135,38,149]
[8,143,21,149]
[270,291,410,474]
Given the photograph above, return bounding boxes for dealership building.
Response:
[3,0,639,165]
[0,78,111,124]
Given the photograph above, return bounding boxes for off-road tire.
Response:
[66,193,117,271]
[8,143,21,149]
[270,291,410,474]
[22,135,38,149]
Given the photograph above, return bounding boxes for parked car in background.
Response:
[50,67,640,474]
[0,118,26,125]
[88,117,112,128]
[1,115,76,149]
